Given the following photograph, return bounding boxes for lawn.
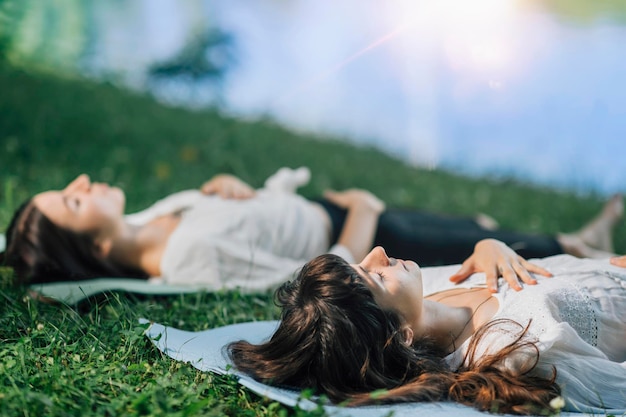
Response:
[0,62,623,416]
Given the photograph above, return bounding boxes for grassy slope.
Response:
[0,64,623,416]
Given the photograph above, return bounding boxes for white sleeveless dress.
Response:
[421,255,626,413]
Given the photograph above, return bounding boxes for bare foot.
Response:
[556,233,616,259]
[557,194,623,258]
[576,194,624,253]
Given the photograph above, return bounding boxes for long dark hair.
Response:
[228,254,560,415]
[1,199,147,285]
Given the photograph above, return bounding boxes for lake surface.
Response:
[3,0,625,195]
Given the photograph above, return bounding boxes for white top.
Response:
[421,255,626,413]
[125,189,354,292]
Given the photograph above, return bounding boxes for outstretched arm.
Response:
[449,238,553,293]
[323,189,385,261]
[200,174,255,199]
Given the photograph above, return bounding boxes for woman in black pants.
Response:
[2,169,621,293]
[318,193,623,266]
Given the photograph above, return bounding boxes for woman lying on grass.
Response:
[1,167,622,293]
[228,240,626,415]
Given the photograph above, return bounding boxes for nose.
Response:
[361,246,390,269]
[64,174,91,194]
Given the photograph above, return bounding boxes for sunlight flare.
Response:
[389,0,520,74]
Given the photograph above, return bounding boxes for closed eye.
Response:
[358,265,382,282]
[63,196,81,212]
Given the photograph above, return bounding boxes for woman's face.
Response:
[351,246,424,328]
[33,174,126,238]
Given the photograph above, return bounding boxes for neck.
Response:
[417,300,473,353]
[107,216,178,276]
[106,222,145,270]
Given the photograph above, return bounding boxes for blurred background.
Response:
[1,0,625,196]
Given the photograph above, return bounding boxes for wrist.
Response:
[348,198,385,215]
[475,238,499,249]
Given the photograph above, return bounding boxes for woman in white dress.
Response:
[228,240,626,415]
[1,167,622,295]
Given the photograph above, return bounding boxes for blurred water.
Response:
[3,0,626,195]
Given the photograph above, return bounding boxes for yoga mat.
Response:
[29,279,201,304]
[144,320,582,417]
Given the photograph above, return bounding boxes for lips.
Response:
[91,183,112,194]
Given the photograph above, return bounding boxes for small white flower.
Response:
[549,396,565,410]
[36,323,44,331]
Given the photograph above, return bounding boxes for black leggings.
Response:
[316,200,564,266]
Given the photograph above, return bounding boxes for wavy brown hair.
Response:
[228,254,560,415]
[1,199,147,285]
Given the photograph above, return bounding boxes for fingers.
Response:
[520,258,553,278]
[496,258,537,291]
[219,184,254,199]
[203,185,253,199]
[231,183,255,199]
[201,176,255,199]
[499,258,555,291]
[489,259,542,292]
[512,264,537,286]
[450,244,554,293]
[610,255,626,268]
[484,265,500,293]
[449,262,474,284]
[200,181,216,195]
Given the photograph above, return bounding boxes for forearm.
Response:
[323,188,385,261]
[337,204,382,261]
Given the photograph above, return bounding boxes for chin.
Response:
[410,262,423,281]
[113,187,126,211]
[407,260,420,272]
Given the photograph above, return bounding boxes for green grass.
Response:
[0,62,624,416]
